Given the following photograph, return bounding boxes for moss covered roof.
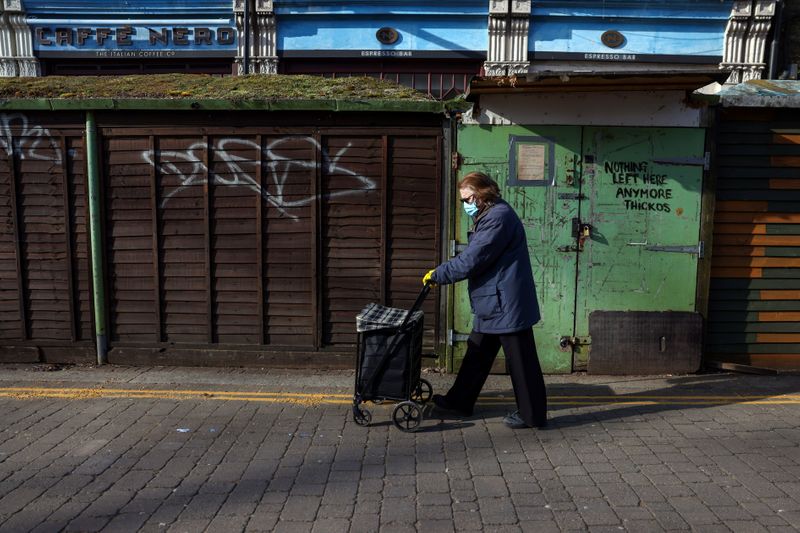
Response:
[0,73,457,112]
[0,73,433,100]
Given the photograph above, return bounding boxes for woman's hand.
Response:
[422,269,436,286]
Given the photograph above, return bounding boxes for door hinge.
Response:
[645,241,704,258]
[558,192,586,200]
[447,329,470,346]
[449,239,467,258]
[451,151,461,171]
[652,152,711,171]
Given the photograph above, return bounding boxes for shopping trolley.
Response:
[351,282,433,432]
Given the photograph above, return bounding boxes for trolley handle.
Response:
[400,282,432,329]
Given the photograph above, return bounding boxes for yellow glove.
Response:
[422,269,436,286]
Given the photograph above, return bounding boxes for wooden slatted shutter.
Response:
[708,108,800,371]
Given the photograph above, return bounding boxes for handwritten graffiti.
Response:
[606,160,673,213]
[143,136,376,220]
[0,113,63,164]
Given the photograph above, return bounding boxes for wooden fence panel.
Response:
[0,149,21,342]
[322,136,383,346]
[261,135,315,347]
[101,122,442,364]
[388,136,440,350]
[0,113,92,361]
[210,136,261,345]
[106,135,157,343]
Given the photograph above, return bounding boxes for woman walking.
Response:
[423,171,547,428]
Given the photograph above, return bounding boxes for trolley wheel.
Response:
[392,401,423,432]
[411,378,433,404]
[353,408,372,426]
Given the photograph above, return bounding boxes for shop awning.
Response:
[465,70,730,100]
[710,80,800,108]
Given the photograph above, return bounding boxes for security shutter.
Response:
[708,108,800,371]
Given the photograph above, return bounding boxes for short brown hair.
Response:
[459,172,501,204]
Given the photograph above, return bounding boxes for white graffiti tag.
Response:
[0,113,63,164]
[143,136,376,219]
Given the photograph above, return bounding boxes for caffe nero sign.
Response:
[32,24,237,58]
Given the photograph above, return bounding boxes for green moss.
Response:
[0,73,433,101]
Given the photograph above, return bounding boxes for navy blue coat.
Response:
[431,200,541,334]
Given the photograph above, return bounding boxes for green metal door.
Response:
[453,125,582,373]
[573,127,706,369]
[451,125,705,374]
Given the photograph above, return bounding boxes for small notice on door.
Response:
[516,143,547,182]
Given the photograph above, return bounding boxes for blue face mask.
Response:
[463,200,479,218]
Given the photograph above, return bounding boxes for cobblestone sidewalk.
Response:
[0,365,798,532]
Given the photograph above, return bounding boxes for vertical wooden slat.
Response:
[8,142,27,340]
[149,135,163,343]
[697,111,717,324]
[60,136,77,342]
[380,135,389,305]
[203,135,214,344]
[255,134,265,345]
[311,132,322,349]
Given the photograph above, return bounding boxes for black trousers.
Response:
[445,328,547,427]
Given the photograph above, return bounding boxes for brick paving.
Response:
[0,365,798,532]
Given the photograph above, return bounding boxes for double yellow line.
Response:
[2,387,800,406]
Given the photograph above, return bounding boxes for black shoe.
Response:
[432,394,472,417]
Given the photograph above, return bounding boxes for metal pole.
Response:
[86,111,107,365]
[243,0,250,74]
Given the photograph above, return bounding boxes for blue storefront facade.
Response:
[4,1,755,93]
[20,0,237,75]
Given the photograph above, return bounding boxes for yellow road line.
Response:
[0,387,799,406]
[0,387,351,398]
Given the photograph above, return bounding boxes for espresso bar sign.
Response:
[33,25,237,58]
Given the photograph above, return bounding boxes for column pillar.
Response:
[2,1,38,77]
[484,0,531,76]
[234,0,277,75]
[721,0,778,83]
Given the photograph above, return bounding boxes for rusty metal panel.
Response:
[588,311,702,375]
[0,113,93,361]
[707,108,800,371]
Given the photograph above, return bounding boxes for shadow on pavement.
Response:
[470,371,800,430]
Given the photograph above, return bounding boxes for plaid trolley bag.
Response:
[352,283,433,432]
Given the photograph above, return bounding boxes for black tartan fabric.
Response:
[357,319,424,399]
[356,303,423,332]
